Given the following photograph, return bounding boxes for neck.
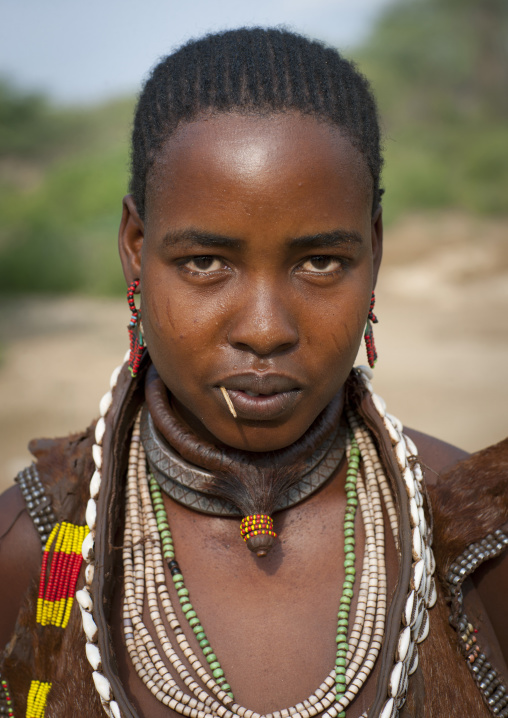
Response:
[143,363,347,518]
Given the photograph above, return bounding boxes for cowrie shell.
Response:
[409,498,419,528]
[86,499,97,531]
[76,588,93,612]
[92,671,112,701]
[85,563,94,586]
[395,442,408,471]
[110,702,122,718]
[90,470,101,500]
[109,365,122,389]
[387,412,403,432]
[397,626,412,662]
[411,607,424,638]
[413,463,423,483]
[86,642,102,671]
[403,467,415,498]
[410,559,425,593]
[404,433,418,457]
[408,644,419,675]
[426,577,437,608]
[379,697,396,718]
[356,364,373,381]
[397,672,409,709]
[412,527,423,561]
[384,417,401,445]
[426,546,436,575]
[82,609,98,642]
[92,444,102,469]
[372,393,386,417]
[389,662,407,698]
[403,590,418,627]
[415,608,430,643]
[418,506,427,537]
[95,417,106,445]
[99,391,113,417]
[82,532,95,562]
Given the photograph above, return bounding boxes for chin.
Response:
[220,425,304,453]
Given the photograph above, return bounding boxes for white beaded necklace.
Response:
[77,363,436,718]
[121,411,391,718]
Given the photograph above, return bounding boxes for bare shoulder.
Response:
[403,426,469,486]
[0,484,42,649]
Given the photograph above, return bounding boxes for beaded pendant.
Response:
[239,514,277,557]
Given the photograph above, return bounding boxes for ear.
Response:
[371,205,383,287]
[118,195,144,285]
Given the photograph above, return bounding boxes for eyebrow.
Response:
[161,228,363,250]
[288,230,363,250]
[161,229,242,250]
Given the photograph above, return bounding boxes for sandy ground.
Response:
[1,211,507,491]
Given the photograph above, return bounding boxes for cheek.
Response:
[148,295,175,334]
[304,288,368,355]
[142,283,224,373]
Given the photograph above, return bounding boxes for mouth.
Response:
[216,374,303,421]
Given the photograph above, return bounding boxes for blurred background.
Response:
[1,0,507,489]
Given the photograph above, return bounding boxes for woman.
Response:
[0,28,507,718]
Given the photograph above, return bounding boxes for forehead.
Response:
[145,112,373,230]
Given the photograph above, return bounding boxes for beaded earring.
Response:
[127,279,145,377]
[364,291,378,369]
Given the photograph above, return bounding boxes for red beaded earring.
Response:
[127,279,145,377]
[364,291,378,368]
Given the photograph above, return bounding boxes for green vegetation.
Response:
[1,0,507,293]
[355,0,508,223]
[0,84,133,293]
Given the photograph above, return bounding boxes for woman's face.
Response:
[119,112,382,452]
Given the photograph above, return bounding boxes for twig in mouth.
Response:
[220,386,238,419]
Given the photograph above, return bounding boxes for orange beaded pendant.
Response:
[240,514,277,557]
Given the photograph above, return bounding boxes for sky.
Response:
[1,0,394,104]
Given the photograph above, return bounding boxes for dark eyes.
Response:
[181,255,343,276]
[299,256,342,273]
[184,256,225,273]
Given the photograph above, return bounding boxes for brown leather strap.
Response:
[93,357,149,718]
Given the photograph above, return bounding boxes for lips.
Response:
[216,373,303,420]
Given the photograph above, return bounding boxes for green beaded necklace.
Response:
[148,434,360,713]
[335,437,359,716]
[149,475,234,698]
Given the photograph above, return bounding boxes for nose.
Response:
[227,280,299,357]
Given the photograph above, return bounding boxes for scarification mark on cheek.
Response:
[332,331,342,354]
[148,296,162,331]
[330,320,354,355]
[165,298,176,332]
[343,321,353,348]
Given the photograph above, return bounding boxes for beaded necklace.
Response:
[79,362,436,718]
[121,413,393,718]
